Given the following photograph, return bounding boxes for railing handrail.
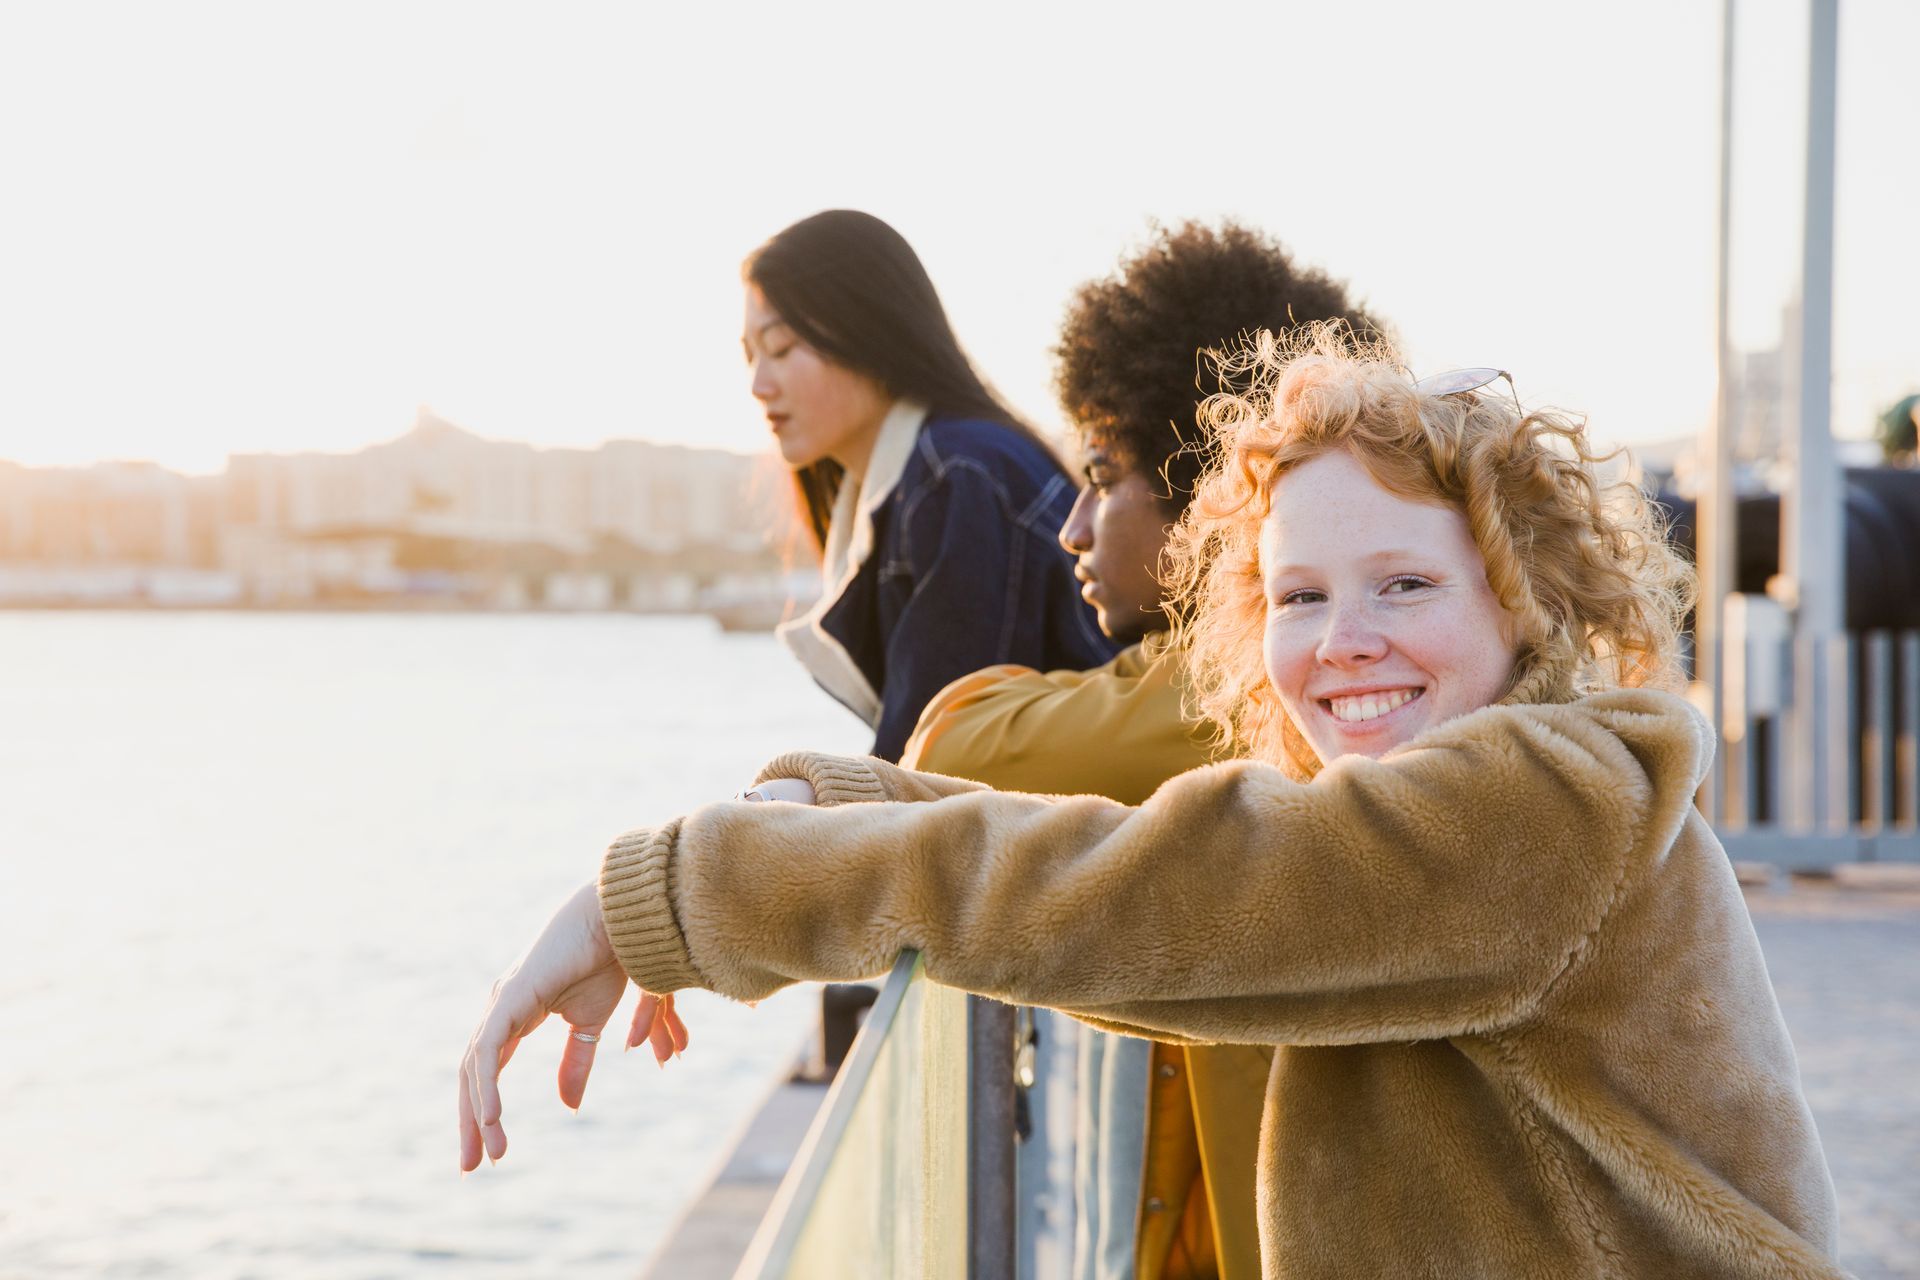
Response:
[735,951,923,1279]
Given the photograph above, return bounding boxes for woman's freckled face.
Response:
[1259,450,1519,768]
[742,285,892,471]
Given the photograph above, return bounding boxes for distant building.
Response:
[0,409,801,610]
[0,460,220,564]
[222,407,786,552]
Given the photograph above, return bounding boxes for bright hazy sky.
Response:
[1,1,1913,474]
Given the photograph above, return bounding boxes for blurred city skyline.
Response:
[2,1,1915,474]
[0,405,800,610]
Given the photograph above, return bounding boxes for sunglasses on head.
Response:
[1413,367,1518,405]
[1414,367,1513,396]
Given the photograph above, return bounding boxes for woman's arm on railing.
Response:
[606,693,1705,1046]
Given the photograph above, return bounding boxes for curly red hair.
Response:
[1165,325,1695,776]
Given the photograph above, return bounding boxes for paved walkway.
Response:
[640,1077,827,1278]
[1746,879,1920,1279]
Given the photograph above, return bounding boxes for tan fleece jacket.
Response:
[599,690,1841,1279]
[902,639,1267,1280]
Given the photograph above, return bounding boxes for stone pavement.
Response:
[1746,879,1920,1279]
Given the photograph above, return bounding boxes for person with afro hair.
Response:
[899,222,1382,1280]
[1053,221,1385,597]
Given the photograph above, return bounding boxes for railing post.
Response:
[1824,633,1855,836]
[966,995,1017,1279]
[1864,632,1894,832]
[1898,632,1920,831]
[1737,695,1760,830]
[1788,633,1817,832]
[1723,606,1750,829]
[1768,632,1791,829]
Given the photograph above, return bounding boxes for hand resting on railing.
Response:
[456,778,818,1172]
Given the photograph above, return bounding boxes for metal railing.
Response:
[736,953,1017,1279]
[1713,604,1920,867]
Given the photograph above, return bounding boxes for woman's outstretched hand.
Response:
[457,880,688,1172]
[459,779,821,1173]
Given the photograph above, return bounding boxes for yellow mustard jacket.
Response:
[900,637,1265,1280]
[600,691,1841,1279]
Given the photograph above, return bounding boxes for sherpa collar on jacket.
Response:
[776,398,928,725]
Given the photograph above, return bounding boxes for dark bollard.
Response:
[791,982,881,1082]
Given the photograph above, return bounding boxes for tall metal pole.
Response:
[965,995,1017,1278]
[1701,0,1739,825]
[1785,0,1844,829]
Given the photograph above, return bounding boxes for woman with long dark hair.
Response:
[743,209,1116,761]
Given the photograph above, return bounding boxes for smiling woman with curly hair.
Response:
[461,330,1841,1279]
[1166,324,1695,778]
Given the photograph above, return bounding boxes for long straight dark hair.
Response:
[744,210,1040,552]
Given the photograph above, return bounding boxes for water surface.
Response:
[0,612,867,1277]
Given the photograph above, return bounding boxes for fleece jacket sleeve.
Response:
[753,750,988,805]
[600,691,1711,1048]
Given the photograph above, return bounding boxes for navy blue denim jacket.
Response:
[779,411,1120,762]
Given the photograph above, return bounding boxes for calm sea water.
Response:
[0,612,869,1278]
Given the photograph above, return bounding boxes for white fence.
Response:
[1714,607,1920,867]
